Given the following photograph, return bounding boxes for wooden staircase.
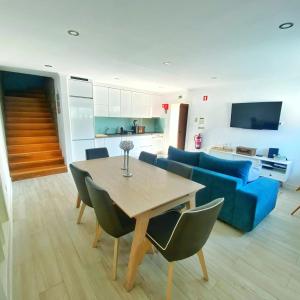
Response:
[4,90,67,181]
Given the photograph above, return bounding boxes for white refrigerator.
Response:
[70,97,95,161]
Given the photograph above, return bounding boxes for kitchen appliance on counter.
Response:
[136,126,145,134]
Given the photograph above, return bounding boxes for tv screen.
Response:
[230,102,282,130]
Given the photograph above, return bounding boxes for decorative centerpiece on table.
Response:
[119,140,134,177]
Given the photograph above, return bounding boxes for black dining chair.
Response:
[167,161,193,211]
[85,176,135,280]
[86,147,109,160]
[167,160,193,179]
[139,151,157,165]
[70,164,101,248]
[140,198,224,300]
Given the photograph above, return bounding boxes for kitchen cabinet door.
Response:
[152,95,164,117]
[109,88,121,117]
[71,139,95,162]
[95,138,106,148]
[105,137,122,157]
[120,90,132,117]
[94,104,109,117]
[69,80,93,98]
[131,92,150,117]
[94,85,109,116]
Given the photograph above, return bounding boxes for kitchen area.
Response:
[68,78,167,161]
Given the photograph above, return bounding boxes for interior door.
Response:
[177,104,189,150]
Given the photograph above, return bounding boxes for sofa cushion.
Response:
[198,152,252,184]
[168,146,199,167]
[247,164,262,183]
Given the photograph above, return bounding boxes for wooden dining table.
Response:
[74,156,204,291]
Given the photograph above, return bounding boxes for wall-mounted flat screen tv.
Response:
[230,102,282,130]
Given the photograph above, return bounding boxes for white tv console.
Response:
[209,147,292,183]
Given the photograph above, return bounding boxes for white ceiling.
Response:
[0,0,299,92]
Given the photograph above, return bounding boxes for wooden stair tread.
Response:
[9,157,64,170]
[8,149,62,162]
[10,164,67,181]
[6,129,56,137]
[6,123,55,130]
[6,117,53,123]
[7,136,58,145]
[8,143,60,153]
[5,96,47,102]
[5,111,52,117]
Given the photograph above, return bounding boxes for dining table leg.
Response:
[125,211,151,291]
[185,193,196,210]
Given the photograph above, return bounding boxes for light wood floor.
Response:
[12,173,300,300]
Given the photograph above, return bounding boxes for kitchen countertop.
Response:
[95,132,164,138]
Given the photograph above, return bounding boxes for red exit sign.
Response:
[203,95,208,101]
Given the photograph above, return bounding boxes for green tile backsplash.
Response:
[95,117,165,134]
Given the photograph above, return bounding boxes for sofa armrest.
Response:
[234,177,280,231]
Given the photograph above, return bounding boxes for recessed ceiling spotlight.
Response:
[211,77,217,79]
[279,22,294,29]
[67,29,80,36]
[158,86,164,88]
[44,64,53,68]
[163,61,172,65]
[114,77,120,80]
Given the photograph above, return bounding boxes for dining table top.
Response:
[73,156,204,218]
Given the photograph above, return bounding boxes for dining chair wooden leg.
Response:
[139,239,152,265]
[197,249,208,281]
[92,222,102,248]
[166,262,174,300]
[77,203,86,224]
[291,205,300,215]
[76,193,81,208]
[112,238,120,280]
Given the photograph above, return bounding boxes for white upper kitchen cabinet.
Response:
[152,95,165,117]
[131,92,151,118]
[69,79,93,98]
[120,90,132,117]
[94,85,109,117]
[108,88,121,117]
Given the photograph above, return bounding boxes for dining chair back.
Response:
[85,177,135,238]
[85,176,135,280]
[139,151,157,165]
[164,198,223,261]
[70,164,92,207]
[167,160,193,179]
[86,147,109,160]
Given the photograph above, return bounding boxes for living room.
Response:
[0,1,300,300]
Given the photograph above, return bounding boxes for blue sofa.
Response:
[157,146,280,232]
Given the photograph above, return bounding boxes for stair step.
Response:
[6,117,53,124]
[5,96,47,102]
[8,150,63,162]
[5,101,49,107]
[6,123,55,130]
[5,106,50,112]
[10,164,68,181]
[7,136,58,145]
[5,111,52,118]
[6,129,56,137]
[8,143,60,153]
[9,157,64,170]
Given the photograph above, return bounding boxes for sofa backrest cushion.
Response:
[198,152,252,184]
[168,146,199,167]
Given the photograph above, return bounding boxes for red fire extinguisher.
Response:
[194,134,202,149]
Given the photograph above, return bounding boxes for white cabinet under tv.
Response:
[209,148,292,183]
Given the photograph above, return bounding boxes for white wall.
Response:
[0,74,13,300]
[185,78,300,189]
